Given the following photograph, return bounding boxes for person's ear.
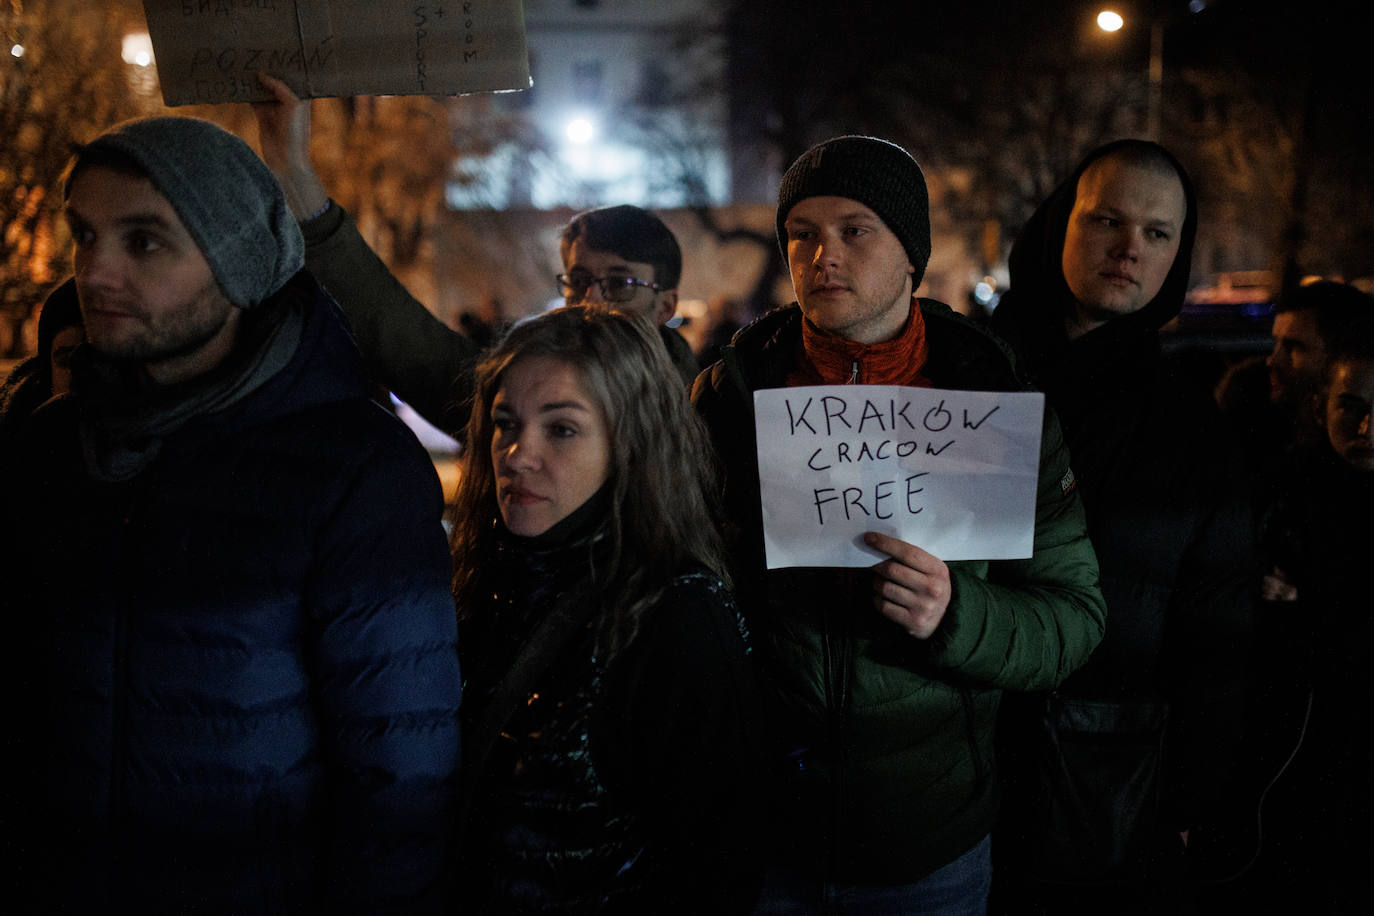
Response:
[1309,389,1327,428]
[654,288,679,326]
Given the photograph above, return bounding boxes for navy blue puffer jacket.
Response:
[4,273,461,914]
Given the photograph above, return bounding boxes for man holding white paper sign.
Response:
[691,136,1106,912]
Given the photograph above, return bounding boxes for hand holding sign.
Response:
[867,532,951,638]
[251,73,329,221]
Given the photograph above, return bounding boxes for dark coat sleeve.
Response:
[301,201,480,437]
[306,416,462,914]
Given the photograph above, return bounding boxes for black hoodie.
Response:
[991,138,1199,402]
[989,141,1256,896]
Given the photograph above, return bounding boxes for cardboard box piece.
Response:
[142,0,531,106]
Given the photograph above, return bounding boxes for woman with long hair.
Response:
[450,306,763,913]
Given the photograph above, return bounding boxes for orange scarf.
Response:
[787,302,933,388]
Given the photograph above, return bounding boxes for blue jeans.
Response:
[753,834,992,916]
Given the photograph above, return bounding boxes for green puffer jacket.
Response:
[690,300,1106,885]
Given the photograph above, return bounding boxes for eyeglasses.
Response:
[556,272,664,304]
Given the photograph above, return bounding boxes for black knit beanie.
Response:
[776,135,932,284]
[67,117,304,309]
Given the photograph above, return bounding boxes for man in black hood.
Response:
[989,140,1256,914]
[993,139,1198,371]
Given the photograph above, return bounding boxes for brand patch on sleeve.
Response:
[1060,467,1077,495]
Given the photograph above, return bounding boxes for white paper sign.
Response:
[753,385,1045,568]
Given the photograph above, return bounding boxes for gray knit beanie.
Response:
[68,116,304,309]
[776,135,932,285]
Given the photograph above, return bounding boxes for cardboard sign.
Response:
[142,1,531,106]
[753,385,1045,568]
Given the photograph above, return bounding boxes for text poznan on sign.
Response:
[141,0,531,106]
[753,385,1045,568]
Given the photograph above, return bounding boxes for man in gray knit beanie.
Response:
[69,116,304,309]
[5,112,462,912]
[689,135,1104,912]
[62,115,304,386]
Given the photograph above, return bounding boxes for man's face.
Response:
[562,240,677,326]
[784,196,914,345]
[1267,309,1327,409]
[1324,357,1374,471]
[1060,156,1186,337]
[65,166,239,385]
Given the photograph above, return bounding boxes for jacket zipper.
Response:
[822,573,857,878]
[821,603,839,875]
[833,370,857,873]
[960,687,988,797]
[111,496,134,888]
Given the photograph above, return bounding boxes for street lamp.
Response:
[1097,10,1164,141]
[120,32,159,97]
[120,32,154,68]
[565,117,596,145]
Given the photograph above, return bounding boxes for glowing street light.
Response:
[565,117,596,145]
[1097,10,1124,32]
[121,32,154,68]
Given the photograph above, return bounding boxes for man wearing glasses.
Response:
[557,203,701,386]
[251,75,699,439]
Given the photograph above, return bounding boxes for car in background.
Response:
[1164,271,1276,403]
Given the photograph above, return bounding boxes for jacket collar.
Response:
[723,300,1020,395]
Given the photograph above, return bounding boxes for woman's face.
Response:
[1325,356,1374,472]
[490,355,613,537]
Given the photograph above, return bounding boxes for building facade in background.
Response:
[448,0,731,212]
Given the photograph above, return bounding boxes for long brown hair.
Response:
[449,306,728,659]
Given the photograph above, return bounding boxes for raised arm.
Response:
[252,73,480,436]
[251,72,329,221]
